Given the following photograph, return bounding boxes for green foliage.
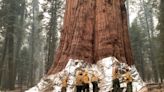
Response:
[16,47,30,85]
[129,0,161,82]
[130,19,146,80]
[45,0,64,73]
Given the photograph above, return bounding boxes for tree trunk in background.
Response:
[158,0,164,83]
[45,0,59,73]
[28,0,40,87]
[0,12,16,91]
[15,0,26,88]
[141,0,159,82]
[0,0,17,90]
[48,0,134,74]
[130,20,146,81]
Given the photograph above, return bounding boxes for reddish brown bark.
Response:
[48,0,134,75]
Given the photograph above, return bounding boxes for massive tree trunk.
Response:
[48,0,134,74]
[26,0,147,92]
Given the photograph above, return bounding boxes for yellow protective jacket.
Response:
[112,67,119,80]
[76,71,83,86]
[91,74,99,82]
[82,72,90,84]
[62,76,68,87]
[123,72,133,83]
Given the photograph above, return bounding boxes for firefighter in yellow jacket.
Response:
[76,70,84,92]
[123,68,133,92]
[91,74,99,92]
[82,70,90,92]
[112,65,121,92]
[61,76,68,92]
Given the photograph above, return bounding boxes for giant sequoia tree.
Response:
[26,0,147,92]
[48,0,134,74]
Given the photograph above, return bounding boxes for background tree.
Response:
[130,19,146,80]
[45,0,64,73]
[157,0,164,83]
[0,0,64,91]
[0,0,20,89]
[129,0,160,83]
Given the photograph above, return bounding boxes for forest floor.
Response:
[147,83,164,92]
[0,84,164,92]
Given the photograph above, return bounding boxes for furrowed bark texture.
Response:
[48,0,134,74]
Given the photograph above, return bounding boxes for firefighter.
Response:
[112,65,121,92]
[61,76,68,92]
[123,68,133,92]
[76,70,84,92]
[91,74,99,92]
[82,70,90,92]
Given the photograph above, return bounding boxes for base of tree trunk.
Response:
[26,56,147,92]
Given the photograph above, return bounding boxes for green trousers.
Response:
[112,78,120,92]
[126,82,132,92]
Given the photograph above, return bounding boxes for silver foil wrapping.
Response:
[25,57,146,92]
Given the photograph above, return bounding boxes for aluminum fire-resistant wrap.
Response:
[96,57,118,92]
[64,59,84,75]
[64,59,84,92]
[25,74,58,92]
[26,57,147,92]
[130,65,146,92]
